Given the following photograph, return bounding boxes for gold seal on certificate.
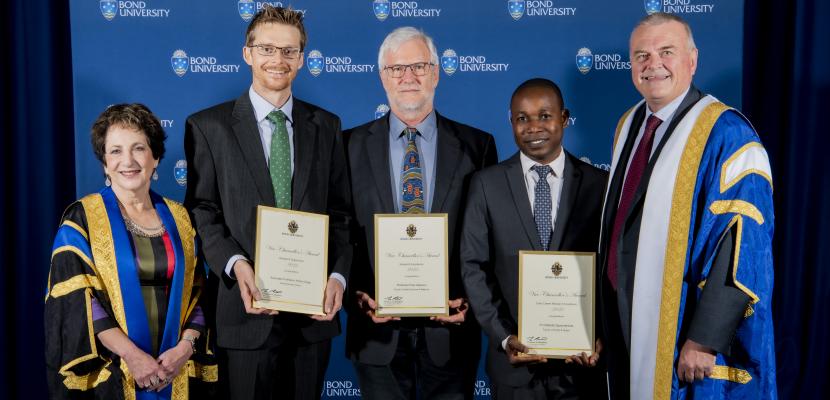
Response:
[518,251,595,358]
[374,214,449,317]
[252,206,328,315]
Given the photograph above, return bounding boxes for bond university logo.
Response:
[375,104,390,120]
[644,0,715,14]
[508,0,525,20]
[579,156,611,171]
[406,224,417,238]
[306,49,375,76]
[441,49,458,75]
[174,160,187,186]
[644,0,661,14]
[575,47,630,73]
[238,0,255,21]
[288,220,299,234]
[551,262,563,277]
[373,0,390,21]
[99,0,170,19]
[171,50,189,77]
[508,0,577,19]
[576,48,593,74]
[170,49,241,77]
[372,1,441,20]
[100,0,117,20]
[307,50,324,77]
[441,48,509,75]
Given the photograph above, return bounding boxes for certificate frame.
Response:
[252,205,328,315]
[374,213,449,317]
[517,251,595,359]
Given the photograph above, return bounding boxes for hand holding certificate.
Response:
[252,206,328,315]
[518,251,595,358]
[374,214,449,317]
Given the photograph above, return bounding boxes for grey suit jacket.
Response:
[461,151,608,386]
[184,92,352,349]
[344,112,497,366]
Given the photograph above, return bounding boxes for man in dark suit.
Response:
[599,13,774,399]
[344,27,497,400]
[461,78,608,399]
[184,6,351,400]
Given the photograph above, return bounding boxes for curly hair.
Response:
[90,103,166,164]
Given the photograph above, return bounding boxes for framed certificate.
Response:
[518,251,595,358]
[252,206,328,315]
[374,214,449,317]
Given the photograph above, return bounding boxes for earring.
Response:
[105,175,111,186]
[152,169,159,181]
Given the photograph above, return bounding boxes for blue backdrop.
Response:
[68,1,743,398]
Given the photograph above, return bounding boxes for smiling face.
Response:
[380,38,439,120]
[629,20,698,112]
[103,125,159,195]
[243,22,304,104]
[510,86,568,165]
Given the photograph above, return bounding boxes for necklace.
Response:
[117,198,166,237]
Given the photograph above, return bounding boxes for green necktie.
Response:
[266,110,291,209]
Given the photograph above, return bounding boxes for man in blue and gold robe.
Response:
[598,12,776,399]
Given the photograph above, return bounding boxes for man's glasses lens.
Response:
[251,45,300,59]
[386,62,433,78]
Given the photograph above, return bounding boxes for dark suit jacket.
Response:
[184,93,352,350]
[344,112,497,366]
[461,151,608,386]
[598,87,750,397]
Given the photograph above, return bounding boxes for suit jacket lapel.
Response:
[366,116,396,213]
[432,113,463,213]
[231,93,275,206]
[624,86,704,224]
[291,99,316,210]
[550,152,581,251]
[504,153,542,250]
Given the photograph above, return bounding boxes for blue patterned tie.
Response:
[532,165,553,250]
[401,128,425,214]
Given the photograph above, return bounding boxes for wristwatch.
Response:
[181,335,198,355]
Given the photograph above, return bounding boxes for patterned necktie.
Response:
[401,128,425,214]
[267,110,292,209]
[532,165,553,251]
[607,114,662,290]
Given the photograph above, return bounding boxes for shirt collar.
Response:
[389,110,437,142]
[519,148,566,178]
[249,86,294,125]
[646,86,690,122]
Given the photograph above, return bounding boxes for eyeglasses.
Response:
[383,62,435,78]
[248,44,302,59]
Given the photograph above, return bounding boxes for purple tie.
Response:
[607,115,662,290]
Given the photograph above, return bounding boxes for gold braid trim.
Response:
[613,105,638,153]
[709,200,764,225]
[50,274,103,298]
[187,360,219,382]
[63,220,89,241]
[79,195,136,399]
[720,142,773,193]
[653,102,731,400]
[731,216,761,304]
[62,361,112,390]
[710,365,753,384]
[744,304,755,318]
[163,198,197,329]
[59,289,106,389]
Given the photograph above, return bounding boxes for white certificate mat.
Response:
[253,206,328,315]
[518,251,595,358]
[374,214,449,317]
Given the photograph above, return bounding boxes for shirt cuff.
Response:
[329,272,346,290]
[225,255,248,279]
[501,336,510,351]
